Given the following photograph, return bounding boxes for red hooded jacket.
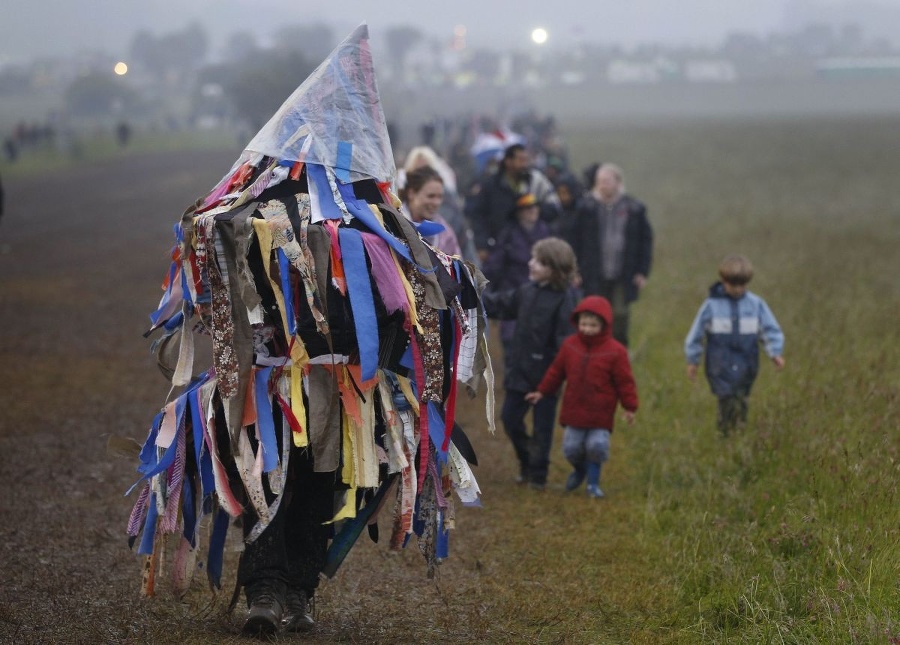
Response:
[536,296,639,430]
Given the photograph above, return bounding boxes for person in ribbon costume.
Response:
[125,25,494,638]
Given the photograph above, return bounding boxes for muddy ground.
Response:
[0,151,522,644]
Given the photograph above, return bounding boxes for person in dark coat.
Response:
[467,143,560,264]
[482,237,579,489]
[482,193,553,354]
[565,163,652,347]
[550,171,585,241]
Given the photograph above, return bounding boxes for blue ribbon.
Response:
[334,141,353,183]
[427,401,448,464]
[188,382,215,498]
[206,506,231,590]
[276,248,297,336]
[148,257,181,329]
[254,367,279,473]
[399,344,413,372]
[135,411,164,480]
[306,164,343,220]
[414,220,446,237]
[129,377,207,494]
[181,475,197,547]
[137,492,158,555]
[335,181,419,266]
[163,311,184,333]
[338,227,379,381]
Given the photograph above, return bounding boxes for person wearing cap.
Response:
[482,193,551,294]
[566,163,653,347]
[482,192,553,359]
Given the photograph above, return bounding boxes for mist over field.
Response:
[384,76,900,133]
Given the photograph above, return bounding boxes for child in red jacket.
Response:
[526,296,638,498]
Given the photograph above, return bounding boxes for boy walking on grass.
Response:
[526,296,638,498]
[684,254,785,435]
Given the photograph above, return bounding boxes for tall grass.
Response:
[536,116,900,643]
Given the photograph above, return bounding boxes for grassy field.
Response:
[3,116,896,644]
[510,116,900,643]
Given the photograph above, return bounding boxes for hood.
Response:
[555,171,583,196]
[570,295,613,342]
[709,281,744,300]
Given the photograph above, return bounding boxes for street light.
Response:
[114,62,128,76]
[531,28,548,46]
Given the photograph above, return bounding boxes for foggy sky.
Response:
[0,0,888,64]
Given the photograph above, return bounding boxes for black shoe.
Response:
[565,468,585,492]
[283,589,315,632]
[242,586,284,638]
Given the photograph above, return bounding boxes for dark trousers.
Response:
[596,279,630,347]
[717,393,749,436]
[239,448,336,601]
[501,390,559,485]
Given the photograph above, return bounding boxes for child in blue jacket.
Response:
[685,255,785,435]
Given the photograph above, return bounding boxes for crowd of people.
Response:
[395,111,784,498]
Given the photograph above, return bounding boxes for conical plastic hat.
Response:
[241,23,394,184]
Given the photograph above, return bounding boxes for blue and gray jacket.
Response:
[684,283,784,397]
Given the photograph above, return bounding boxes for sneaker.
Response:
[283,589,315,633]
[242,589,284,638]
[586,484,604,499]
[528,481,546,492]
[565,469,585,492]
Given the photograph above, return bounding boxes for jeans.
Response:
[562,427,611,470]
[501,390,558,485]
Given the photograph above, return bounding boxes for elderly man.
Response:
[565,163,653,347]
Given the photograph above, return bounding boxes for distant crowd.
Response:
[2,120,59,163]
[2,118,134,165]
